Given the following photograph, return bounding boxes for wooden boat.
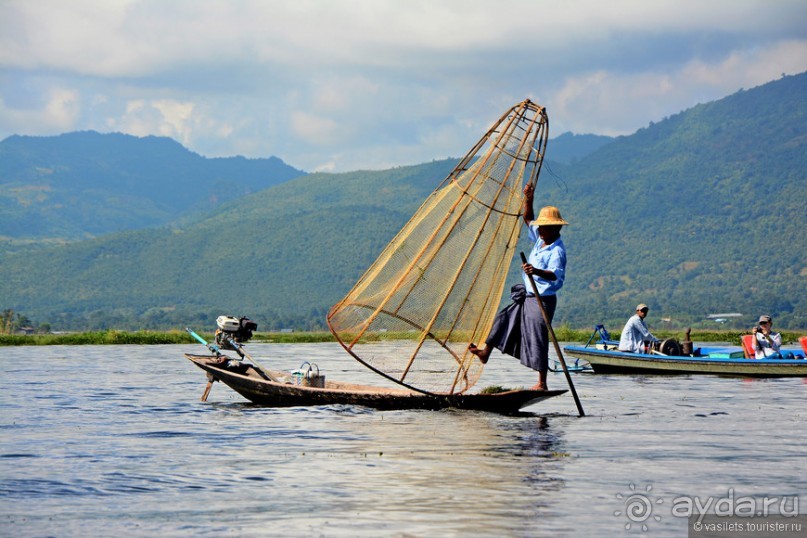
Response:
[185,354,566,413]
[563,344,807,377]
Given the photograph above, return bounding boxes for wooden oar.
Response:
[201,373,215,402]
[520,252,585,417]
[186,328,223,401]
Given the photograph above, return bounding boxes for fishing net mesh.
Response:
[327,100,549,394]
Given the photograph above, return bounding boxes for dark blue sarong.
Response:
[484,284,557,372]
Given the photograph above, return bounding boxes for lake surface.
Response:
[1,343,805,537]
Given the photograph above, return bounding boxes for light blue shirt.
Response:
[523,225,566,296]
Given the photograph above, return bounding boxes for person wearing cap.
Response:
[618,304,659,353]
[469,183,567,390]
[752,315,783,359]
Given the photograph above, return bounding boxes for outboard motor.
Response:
[215,315,258,349]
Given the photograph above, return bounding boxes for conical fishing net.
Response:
[327,100,549,394]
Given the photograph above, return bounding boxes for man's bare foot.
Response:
[468,343,491,364]
[529,383,548,391]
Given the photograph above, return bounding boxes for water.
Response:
[1,343,805,537]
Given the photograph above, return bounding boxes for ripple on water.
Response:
[0,344,805,537]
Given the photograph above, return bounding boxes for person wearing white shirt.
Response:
[619,304,659,353]
[752,315,783,359]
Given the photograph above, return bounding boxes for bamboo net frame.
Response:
[327,100,549,395]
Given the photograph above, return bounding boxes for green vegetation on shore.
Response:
[0,330,335,346]
[1,327,803,347]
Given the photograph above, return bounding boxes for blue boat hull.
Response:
[563,345,807,377]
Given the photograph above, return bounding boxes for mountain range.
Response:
[1,72,805,331]
[0,131,304,241]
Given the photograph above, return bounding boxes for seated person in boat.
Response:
[752,315,785,359]
[468,185,568,391]
[618,304,659,353]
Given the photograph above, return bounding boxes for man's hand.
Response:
[522,263,556,281]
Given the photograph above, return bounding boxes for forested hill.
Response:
[0,131,305,240]
[0,159,460,330]
[0,72,804,331]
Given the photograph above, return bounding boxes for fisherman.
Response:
[468,183,567,391]
[618,304,659,353]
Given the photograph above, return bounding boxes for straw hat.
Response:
[531,206,568,226]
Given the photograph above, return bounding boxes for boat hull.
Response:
[185,354,566,413]
[563,346,807,377]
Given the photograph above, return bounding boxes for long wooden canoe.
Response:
[563,345,807,377]
[185,354,566,413]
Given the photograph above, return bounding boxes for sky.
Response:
[1,0,806,173]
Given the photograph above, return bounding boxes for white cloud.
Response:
[1,0,806,171]
[44,88,81,130]
[107,98,198,147]
[551,39,807,136]
[680,40,807,91]
[0,86,80,133]
[290,110,339,146]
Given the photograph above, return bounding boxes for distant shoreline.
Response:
[1,328,802,347]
